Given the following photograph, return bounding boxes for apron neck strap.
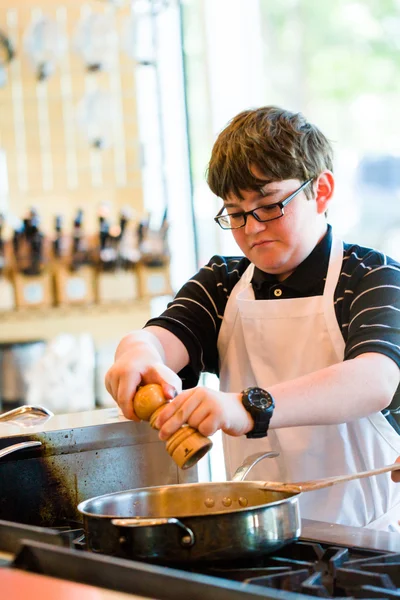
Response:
[324,236,344,300]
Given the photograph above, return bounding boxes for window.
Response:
[181,0,400,263]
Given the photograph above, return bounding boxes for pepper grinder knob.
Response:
[133,384,213,470]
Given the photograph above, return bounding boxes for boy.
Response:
[106,107,400,530]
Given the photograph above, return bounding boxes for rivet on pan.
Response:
[238,497,248,507]
[222,497,232,507]
[204,498,215,508]
[181,535,193,546]
[119,536,127,544]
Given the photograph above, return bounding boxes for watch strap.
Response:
[242,388,274,439]
[246,411,273,438]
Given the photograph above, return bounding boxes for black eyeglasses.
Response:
[214,178,314,230]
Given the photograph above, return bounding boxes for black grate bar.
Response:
[300,572,330,598]
[11,540,314,600]
[336,568,397,592]
[352,584,400,598]
[0,519,70,553]
[245,569,311,592]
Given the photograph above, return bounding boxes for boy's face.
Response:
[224,174,330,281]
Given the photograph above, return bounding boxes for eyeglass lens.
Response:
[218,203,283,229]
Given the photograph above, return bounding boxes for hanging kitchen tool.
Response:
[97,203,111,256]
[118,207,141,268]
[122,1,172,66]
[9,208,45,276]
[122,8,153,65]
[52,215,64,261]
[27,208,44,276]
[52,210,95,306]
[76,90,115,149]
[138,208,169,267]
[70,209,90,271]
[122,1,173,65]
[97,206,140,272]
[95,205,140,303]
[73,12,115,72]
[24,15,65,81]
[78,453,400,563]
[98,210,119,272]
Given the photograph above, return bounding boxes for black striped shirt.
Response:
[146,226,400,430]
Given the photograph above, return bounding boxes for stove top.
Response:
[197,540,400,598]
[1,518,399,600]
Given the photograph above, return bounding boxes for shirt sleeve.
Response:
[342,252,400,367]
[339,249,400,428]
[144,255,248,388]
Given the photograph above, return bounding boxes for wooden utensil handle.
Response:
[263,462,400,493]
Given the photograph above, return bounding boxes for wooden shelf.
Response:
[0,301,151,345]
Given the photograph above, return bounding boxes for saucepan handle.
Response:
[0,440,42,459]
[111,517,195,547]
[231,451,280,482]
[0,405,54,422]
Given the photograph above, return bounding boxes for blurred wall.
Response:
[0,0,143,232]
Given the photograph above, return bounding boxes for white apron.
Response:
[217,236,400,531]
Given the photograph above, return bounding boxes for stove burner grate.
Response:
[202,542,400,598]
[1,521,399,600]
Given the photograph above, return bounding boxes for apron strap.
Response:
[217,263,254,367]
[323,236,346,361]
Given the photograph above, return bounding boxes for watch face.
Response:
[248,387,273,409]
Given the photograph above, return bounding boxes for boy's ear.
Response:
[314,171,334,214]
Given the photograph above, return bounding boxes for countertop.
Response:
[1,569,149,600]
[0,406,164,457]
[0,406,126,438]
[302,517,400,552]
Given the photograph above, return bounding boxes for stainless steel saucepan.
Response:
[77,452,400,563]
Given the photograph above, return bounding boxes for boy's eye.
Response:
[230,213,244,221]
[255,204,281,218]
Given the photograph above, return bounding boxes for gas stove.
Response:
[1,518,399,599]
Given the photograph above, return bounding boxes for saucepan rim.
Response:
[77,480,299,519]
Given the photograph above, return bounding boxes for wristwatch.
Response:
[241,387,275,439]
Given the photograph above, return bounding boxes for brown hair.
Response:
[207,106,334,200]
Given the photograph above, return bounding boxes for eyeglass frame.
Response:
[214,178,314,230]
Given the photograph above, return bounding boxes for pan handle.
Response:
[111,517,195,547]
[0,440,42,459]
[231,451,280,482]
[0,405,54,422]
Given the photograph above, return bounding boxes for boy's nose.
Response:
[244,213,267,235]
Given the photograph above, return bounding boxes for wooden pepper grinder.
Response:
[134,384,213,470]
